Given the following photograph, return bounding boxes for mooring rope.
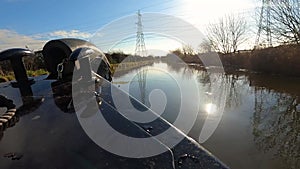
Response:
[0,96,18,132]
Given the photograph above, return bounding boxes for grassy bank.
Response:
[177,44,300,77]
[110,61,153,74]
[219,44,300,76]
[0,69,48,82]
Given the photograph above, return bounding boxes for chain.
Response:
[57,58,68,80]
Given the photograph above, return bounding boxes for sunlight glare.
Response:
[176,0,256,29]
[205,103,217,115]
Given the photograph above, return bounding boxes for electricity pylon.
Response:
[135,10,147,57]
[255,0,272,48]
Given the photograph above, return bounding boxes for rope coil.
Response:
[0,108,18,132]
[0,95,17,132]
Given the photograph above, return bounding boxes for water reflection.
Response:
[253,89,299,169]
[194,67,300,169]
[197,71,245,109]
[205,103,217,115]
[137,68,147,104]
[113,61,300,169]
[196,66,300,168]
[128,67,182,124]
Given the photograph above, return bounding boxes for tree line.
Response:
[166,1,300,77]
[198,0,300,54]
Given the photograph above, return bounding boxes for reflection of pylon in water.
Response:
[253,87,264,137]
[138,68,147,104]
[135,10,147,57]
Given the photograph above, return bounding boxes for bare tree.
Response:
[198,39,213,53]
[206,14,248,54]
[228,15,248,52]
[181,44,194,57]
[207,18,231,54]
[266,0,300,44]
[170,48,183,58]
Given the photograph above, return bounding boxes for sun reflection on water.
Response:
[205,103,217,115]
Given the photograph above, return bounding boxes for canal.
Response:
[112,61,300,169]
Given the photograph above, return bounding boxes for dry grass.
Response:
[220,44,300,76]
[178,44,300,77]
[0,69,49,83]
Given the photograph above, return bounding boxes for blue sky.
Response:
[1,0,174,34]
[0,0,257,54]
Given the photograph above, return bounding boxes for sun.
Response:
[175,0,256,30]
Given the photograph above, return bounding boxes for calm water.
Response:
[112,62,300,169]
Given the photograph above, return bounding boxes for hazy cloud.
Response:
[0,29,92,51]
[47,30,92,39]
[0,29,45,51]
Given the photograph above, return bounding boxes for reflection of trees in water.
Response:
[163,60,196,80]
[191,64,299,168]
[197,70,211,85]
[167,62,185,74]
[253,89,299,169]
[223,74,245,108]
[181,66,194,80]
[196,70,245,109]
